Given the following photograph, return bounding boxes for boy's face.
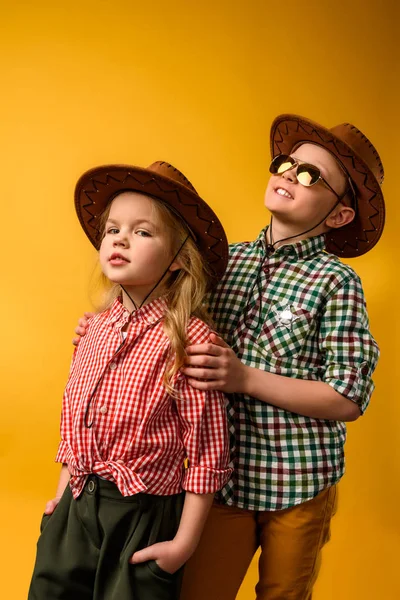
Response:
[264,143,349,231]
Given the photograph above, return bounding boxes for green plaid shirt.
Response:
[209,226,379,511]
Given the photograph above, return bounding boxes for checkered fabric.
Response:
[56,297,232,499]
[210,226,379,511]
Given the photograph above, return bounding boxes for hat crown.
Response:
[329,123,384,185]
[148,161,199,195]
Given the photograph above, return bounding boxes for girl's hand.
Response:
[72,312,94,346]
[182,333,250,394]
[130,540,191,574]
[44,497,61,515]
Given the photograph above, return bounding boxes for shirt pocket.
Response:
[257,303,315,359]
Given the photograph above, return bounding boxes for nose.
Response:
[113,233,129,248]
[281,165,298,184]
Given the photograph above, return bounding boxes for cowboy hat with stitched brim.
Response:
[75,161,229,287]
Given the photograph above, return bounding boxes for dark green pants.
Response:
[28,476,185,600]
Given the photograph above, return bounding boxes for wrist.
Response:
[172,534,198,557]
[240,364,254,396]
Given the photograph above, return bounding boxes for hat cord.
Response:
[120,234,190,313]
[241,198,342,333]
[267,197,343,253]
[83,234,189,429]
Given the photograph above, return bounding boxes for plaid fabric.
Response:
[56,297,232,499]
[210,226,379,511]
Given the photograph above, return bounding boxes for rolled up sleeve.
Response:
[55,388,73,464]
[319,275,379,414]
[174,377,233,494]
[55,440,69,464]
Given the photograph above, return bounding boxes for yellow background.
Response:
[1,1,399,598]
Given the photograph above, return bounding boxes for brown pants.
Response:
[180,485,337,600]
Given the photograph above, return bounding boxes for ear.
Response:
[168,259,182,273]
[325,205,355,230]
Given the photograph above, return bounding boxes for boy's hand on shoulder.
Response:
[72,312,94,346]
[129,540,191,574]
[183,333,250,394]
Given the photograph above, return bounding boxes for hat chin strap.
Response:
[267,197,342,254]
[121,235,190,312]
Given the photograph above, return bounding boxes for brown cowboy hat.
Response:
[270,114,385,257]
[75,161,229,286]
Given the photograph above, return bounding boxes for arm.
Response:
[242,366,361,421]
[130,492,214,572]
[131,362,232,572]
[184,339,359,420]
[183,277,379,422]
[44,464,70,514]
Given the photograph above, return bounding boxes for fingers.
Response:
[73,314,92,346]
[186,378,222,391]
[184,354,221,369]
[44,499,59,515]
[185,342,223,357]
[130,545,158,565]
[183,366,219,380]
[209,333,230,348]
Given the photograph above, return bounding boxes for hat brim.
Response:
[75,165,229,285]
[270,114,385,257]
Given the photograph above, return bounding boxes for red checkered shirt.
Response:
[56,297,232,499]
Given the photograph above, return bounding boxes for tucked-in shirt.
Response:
[209,226,379,511]
[56,297,232,499]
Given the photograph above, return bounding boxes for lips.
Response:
[109,253,130,263]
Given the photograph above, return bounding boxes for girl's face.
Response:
[99,192,179,299]
[264,143,349,231]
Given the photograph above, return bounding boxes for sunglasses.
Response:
[269,154,353,202]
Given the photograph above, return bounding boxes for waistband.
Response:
[83,475,184,507]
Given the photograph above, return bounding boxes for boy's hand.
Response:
[183,333,250,394]
[130,540,190,574]
[44,497,61,515]
[72,312,94,346]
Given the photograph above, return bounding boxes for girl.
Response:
[28,160,232,600]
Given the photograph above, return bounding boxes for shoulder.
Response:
[312,251,363,291]
[186,316,213,345]
[228,239,258,258]
[77,310,109,347]
[86,310,109,329]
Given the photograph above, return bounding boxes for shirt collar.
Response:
[255,226,326,261]
[106,296,168,327]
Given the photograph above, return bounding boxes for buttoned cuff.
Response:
[324,361,375,414]
[182,465,233,494]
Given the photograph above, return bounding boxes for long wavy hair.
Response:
[92,193,212,395]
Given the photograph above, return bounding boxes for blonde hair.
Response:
[92,193,212,395]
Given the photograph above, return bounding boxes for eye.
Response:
[107,227,119,235]
[136,229,152,237]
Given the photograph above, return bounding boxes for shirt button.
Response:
[99,405,108,414]
[109,362,117,370]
